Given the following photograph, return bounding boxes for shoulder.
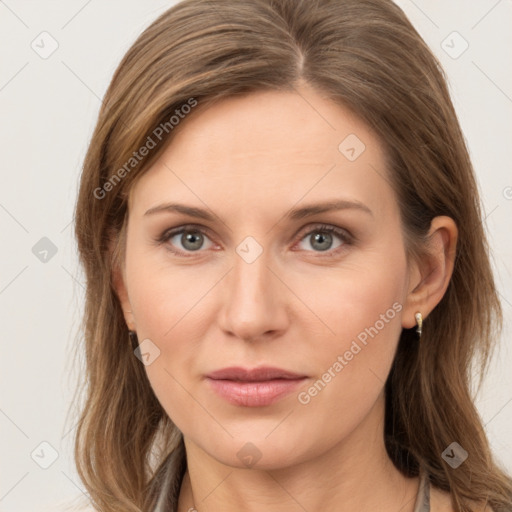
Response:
[430,486,495,512]
[430,485,453,512]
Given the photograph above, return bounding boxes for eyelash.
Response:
[156,223,353,258]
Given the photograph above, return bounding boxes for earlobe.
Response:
[402,216,458,330]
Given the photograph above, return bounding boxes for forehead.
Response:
[130,86,396,223]
[161,86,380,165]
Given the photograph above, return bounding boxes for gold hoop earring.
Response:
[414,312,423,338]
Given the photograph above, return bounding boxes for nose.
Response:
[217,245,289,342]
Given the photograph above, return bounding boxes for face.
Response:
[118,85,414,469]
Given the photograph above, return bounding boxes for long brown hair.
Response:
[73,0,512,510]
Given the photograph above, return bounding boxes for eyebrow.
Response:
[144,199,373,221]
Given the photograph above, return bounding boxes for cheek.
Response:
[294,242,407,356]
[126,237,220,340]
[292,245,407,436]
[124,251,226,427]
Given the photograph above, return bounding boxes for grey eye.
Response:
[297,230,344,252]
[309,232,333,251]
[170,230,213,252]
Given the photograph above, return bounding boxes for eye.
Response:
[157,223,352,257]
[295,224,352,254]
[158,225,215,255]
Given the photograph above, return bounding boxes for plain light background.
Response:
[1,1,511,510]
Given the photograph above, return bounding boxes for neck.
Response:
[177,392,419,512]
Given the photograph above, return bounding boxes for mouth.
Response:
[205,366,308,407]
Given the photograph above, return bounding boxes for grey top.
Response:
[413,470,431,512]
[152,454,430,512]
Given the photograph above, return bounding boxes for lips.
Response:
[205,366,308,407]
[206,366,306,382]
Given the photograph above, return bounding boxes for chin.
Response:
[188,425,326,472]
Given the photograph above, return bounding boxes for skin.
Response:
[114,84,458,512]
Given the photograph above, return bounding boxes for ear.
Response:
[401,215,458,329]
[110,239,136,331]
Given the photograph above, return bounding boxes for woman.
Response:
[73,0,512,511]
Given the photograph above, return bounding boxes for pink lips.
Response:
[205,366,308,407]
